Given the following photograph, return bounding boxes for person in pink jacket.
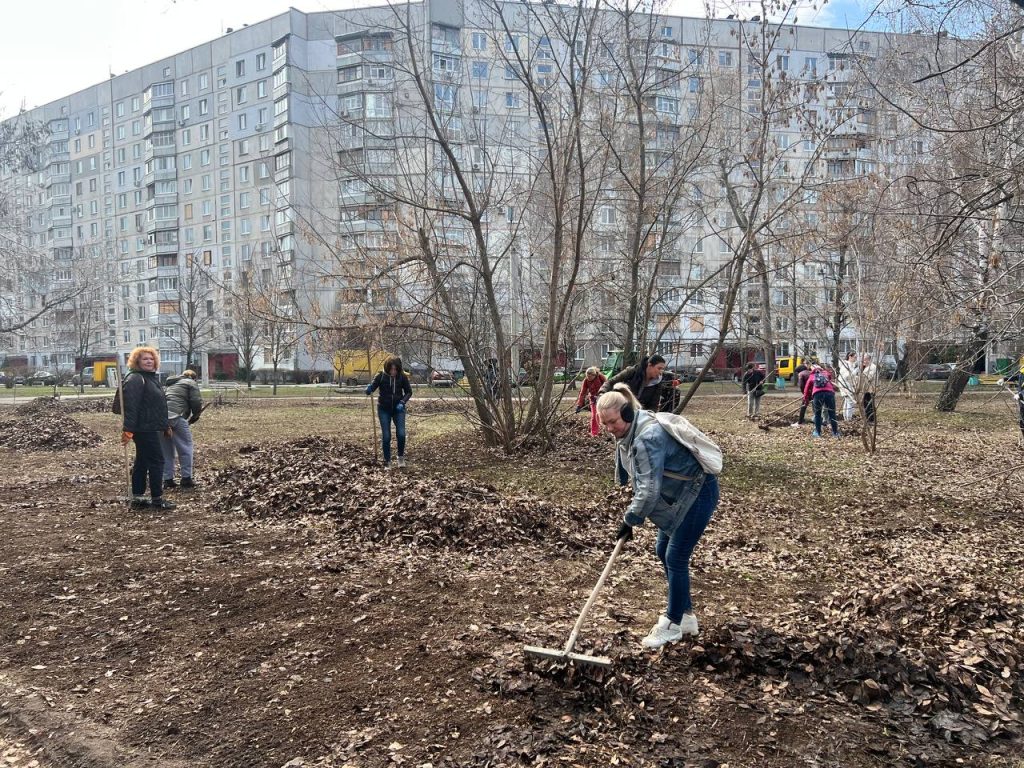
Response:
[576,366,607,437]
[803,364,840,438]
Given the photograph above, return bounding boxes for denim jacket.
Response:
[616,410,706,535]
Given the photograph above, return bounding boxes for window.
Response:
[777,54,789,71]
[505,34,520,53]
[239,191,251,209]
[236,86,247,104]
[804,56,817,75]
[256,52,266,71]
[656,96,678,114]
[505,91,520,108]
[471,60,488,79]
[599,206,617,225]
[199,98,209,116]
[719,50,733,66]
[199,73,209,90]
[238,114,247,131]
[239,165,250,183]
[504,66,517,81]
[236,59,245,77]
[472,32,487,50]
[688,49,702,65]
[257,80,267,99]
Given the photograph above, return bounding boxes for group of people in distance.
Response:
[119,346,203,509]
[790,353,878,437]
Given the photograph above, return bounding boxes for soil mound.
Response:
[210,436,620,550]
[0,413,103,451]
[692,578,1024,745]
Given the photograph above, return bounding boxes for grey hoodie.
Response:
[164,374,203,421]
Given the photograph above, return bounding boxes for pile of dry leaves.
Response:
[209,435,622,550]
[691,577,1023,745]
[0,412,103,451]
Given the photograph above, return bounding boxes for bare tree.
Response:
[292,0,613,449]
[1,113,85,336]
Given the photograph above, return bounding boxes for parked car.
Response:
[430,370,455,387]
[677,367,718,383]
[28,371,57,386]
[13,375,25,385]
[920,363,955,380]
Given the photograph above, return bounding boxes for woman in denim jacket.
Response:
[597,384,719,649]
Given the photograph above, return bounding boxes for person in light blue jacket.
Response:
[597,383,719,650]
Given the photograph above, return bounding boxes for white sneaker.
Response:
[678,612,699,636]
[641,616,683,649]
[397,456,407,468]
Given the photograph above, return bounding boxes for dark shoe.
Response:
[151,497,177,510]
[131,495,151,509]
[180,477,195,489]
[164,478,178,489]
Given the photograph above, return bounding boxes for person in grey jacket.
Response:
[597,383,719,650]
[161,369,203,489]
[121,347,174,510]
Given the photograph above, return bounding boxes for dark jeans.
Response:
[797,400,809,424]
[863,392,876,424]
[813,391,839,435]
[655,474,719,623]
[378,407,406,463]
[132,431,165,498]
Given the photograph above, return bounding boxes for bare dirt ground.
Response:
[0,392,1022,767]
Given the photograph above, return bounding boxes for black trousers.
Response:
[863,392,876,424]
[132,431,166,498]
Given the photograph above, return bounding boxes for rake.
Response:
[523,536,626,669]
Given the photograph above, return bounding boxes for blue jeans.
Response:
[378,407,406,463]
[655,473,719,623]
[813,391,839,434]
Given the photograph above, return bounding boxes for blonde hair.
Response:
[586,366,600,378]
[127,346,160,371]
[596,383,640,415]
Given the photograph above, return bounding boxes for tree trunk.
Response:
[935,334,986,412]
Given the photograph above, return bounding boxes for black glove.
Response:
[616,522,633,542]
[187,415,200,425]
[575,404,587,414]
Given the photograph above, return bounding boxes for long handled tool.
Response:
[114,365,132,506]
[524,536,626,669]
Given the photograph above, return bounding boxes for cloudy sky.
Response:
[0,0,878,116]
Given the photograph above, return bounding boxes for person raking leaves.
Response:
[596,383,721,649]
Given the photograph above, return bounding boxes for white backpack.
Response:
[652,412,723,476]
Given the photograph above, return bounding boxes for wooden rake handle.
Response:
[562,536,627,656]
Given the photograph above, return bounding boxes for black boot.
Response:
[180,477,195,489]
[164,478,178,489]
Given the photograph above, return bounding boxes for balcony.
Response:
[143,167,177,187]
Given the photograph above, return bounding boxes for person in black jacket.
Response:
[741,362,766,419]
[121,347,175,510]
[366,355,413,468]
[598,354,668,412]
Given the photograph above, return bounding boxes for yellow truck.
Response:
[333,350,393,385]
[72,361,119,387]
[775,356,805,381]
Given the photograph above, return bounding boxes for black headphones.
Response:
[620,399,635,423]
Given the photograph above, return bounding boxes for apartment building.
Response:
[0,1,928,379]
